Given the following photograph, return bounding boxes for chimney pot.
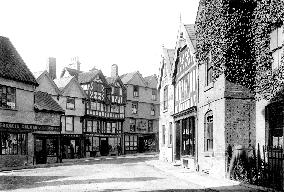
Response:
[46,57,56,80]
[111,64,118,77]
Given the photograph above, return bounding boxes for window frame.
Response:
[162,125,165,145]
[132,102,138,114]
[133,85,139,97]
[204,111,213,152]
[0,132,27,155]
[168,122,173,147]
[151,106,155,116]
[65,116,74,132]
[163,86,168,111]
[148,120,153,132]
[0,84,16,110]
[124,135,138,151]
[130,118,136,132]
[66,96,75,110]
[205,51,213,86]
[151,89,157,101]
[270,26,283,70]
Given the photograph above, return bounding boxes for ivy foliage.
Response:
[196,0,284,101]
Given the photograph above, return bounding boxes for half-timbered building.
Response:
[61,63,126,157]
[172,24,198,170]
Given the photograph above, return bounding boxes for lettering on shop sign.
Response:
[0,122,60,132]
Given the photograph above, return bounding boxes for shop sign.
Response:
[0,122,60,132]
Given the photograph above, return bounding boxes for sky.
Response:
[0,0,200,78]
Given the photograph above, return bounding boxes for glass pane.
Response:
[66,117,73,131]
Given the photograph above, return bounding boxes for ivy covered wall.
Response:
[196,0,284,102]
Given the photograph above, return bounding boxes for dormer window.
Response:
[270,26,283,70]
[133,85,139,97]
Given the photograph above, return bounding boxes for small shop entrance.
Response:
[34,135,59,164]
[100,138,109,156]
[35,138,46,164]
[62,137,81,159]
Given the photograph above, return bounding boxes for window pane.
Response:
[66,117,73,131]
[270,28,278,51]
[87,121,92,132]
[66,97,75,109]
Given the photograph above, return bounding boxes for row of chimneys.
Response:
[46,57,119,80]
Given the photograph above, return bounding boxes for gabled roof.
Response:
[78,69,110,87]
[120,71,147,87]
[106,76,126,90]
[54,76,73,91]
[158,47,175,89]
[60,77,87,98]
[120,72,136,84]
[184,24,196,49]
[144,75,158,89]
[60,67,81,78]
[0,36,38,86]
[34,91,64,113]
[36,71,61,94]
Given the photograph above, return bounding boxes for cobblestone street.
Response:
[0,154,267,192]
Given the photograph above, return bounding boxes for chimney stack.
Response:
[69,56,81,71]
[111,64,118,77]
[46,57,56,80]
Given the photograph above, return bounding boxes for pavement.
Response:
[0,153,279,192]
[145,159,277,192]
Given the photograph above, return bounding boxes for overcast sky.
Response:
[0,0,199,78]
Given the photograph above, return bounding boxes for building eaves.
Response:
[0,36,38,86]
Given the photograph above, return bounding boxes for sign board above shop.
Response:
[0,122,60,132]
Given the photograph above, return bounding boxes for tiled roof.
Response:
[0,36,38,86]
[184,24,196,49]
[34,91,64,113]
[78,70,99,84]
[144,75,158,89]
[120,72,137,84]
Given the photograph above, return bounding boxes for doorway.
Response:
[100,138,109,156]
[175,121,181,160]
[35,138,47,164]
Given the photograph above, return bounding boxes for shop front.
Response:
[0,122,61,167]
[61,134,83,159]
[34,133,60,164]
[85,134,121,157]
[173,106,197,170]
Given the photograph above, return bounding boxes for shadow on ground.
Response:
[0,176,161,191]
[61,155,158,166]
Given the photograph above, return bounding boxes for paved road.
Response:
[0,154,208,192]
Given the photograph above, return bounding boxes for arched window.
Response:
[204,110,213,152]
